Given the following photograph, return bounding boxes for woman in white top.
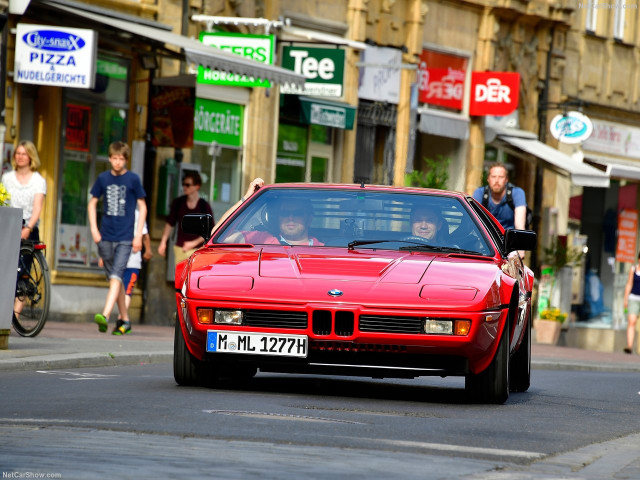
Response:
[1,140,46,241]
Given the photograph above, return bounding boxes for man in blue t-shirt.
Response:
[472,163,527,230]
[88,141,147,335]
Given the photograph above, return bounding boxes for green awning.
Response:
[299,96,356,130]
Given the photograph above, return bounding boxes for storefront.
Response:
[277,45,356,183]
[575,118,640,329]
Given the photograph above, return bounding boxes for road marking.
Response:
[0,418,125,425]
[37,370,117,380]
[203,409,365,424]
[368,438,544,460]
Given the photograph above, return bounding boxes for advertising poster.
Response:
[150,86,194,148]
[616,209,638,263]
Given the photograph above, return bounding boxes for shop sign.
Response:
[197,33,274,87]
[583,119,640,159]
[357,46,402,104]
[194,98,243,148]
[14,23,97,89]
[616,209,638,264]
[280,47,345,97]
[549,111,593,144]
[417,49,468,111]
[469,72,519,116]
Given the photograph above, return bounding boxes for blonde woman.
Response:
[1,141,46,241]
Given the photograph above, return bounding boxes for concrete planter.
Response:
[0,207,22,349]
[535,318,562,345]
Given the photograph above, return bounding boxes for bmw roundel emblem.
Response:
[328,289,343,297]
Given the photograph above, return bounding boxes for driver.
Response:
[410,205,444,241]
[223,180,323,246]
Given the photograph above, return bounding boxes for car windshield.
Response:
[213,188,494,255]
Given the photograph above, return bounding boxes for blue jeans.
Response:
[97,240,132,284]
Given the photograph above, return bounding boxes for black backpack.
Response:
[482,183,533,230]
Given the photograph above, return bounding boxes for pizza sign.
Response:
[469,72,520,116]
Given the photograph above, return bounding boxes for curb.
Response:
[0,351,173,372]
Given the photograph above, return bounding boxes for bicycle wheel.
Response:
[12,247,51,337]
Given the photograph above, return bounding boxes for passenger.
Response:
[409,205,445,241]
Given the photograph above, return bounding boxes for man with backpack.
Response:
[473,162,528,231]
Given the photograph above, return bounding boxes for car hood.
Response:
[185,246,505,310]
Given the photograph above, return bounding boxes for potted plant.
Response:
[0,182,22,349]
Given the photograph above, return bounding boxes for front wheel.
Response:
[173,318,203,386]
[510,306,531,392]
[12,248,50,337]
[465,322,510,404]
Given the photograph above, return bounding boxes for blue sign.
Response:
[550,111,593,144]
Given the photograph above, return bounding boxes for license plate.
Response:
[206,331,308,358]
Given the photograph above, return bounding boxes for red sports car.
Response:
[174,184,536,404]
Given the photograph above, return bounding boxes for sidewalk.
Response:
[2,320,640,372]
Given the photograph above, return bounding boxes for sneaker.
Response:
[94,313,108,333]
[624,347,633,354]
[112,320,131,336]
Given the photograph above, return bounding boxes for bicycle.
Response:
[12,239,51,337]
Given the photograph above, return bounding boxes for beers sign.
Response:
[280,46,345,97]
[469,72,520,116]
[198,33,274,87]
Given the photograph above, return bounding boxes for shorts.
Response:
[628,295,640,315]
[123,268,140,297]
[97,240,132,284]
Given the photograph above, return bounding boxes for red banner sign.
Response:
[469,72,520,116]
[65,104,91,152]
[417,50,468,111]
[616,209,638,264]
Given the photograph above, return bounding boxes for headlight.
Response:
[424,318,471,336]
[214,310,244,325]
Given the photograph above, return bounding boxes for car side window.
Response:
[468,197,504,253]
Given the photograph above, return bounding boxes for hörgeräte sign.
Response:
[14,23,97,89]
[193,98,244,147]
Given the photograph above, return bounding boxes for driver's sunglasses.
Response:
[278,208,306,218]
[182,182,194,187]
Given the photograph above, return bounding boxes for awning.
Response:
[280,25,368,50]
[501,135,610,188]
[39,0,305,88]
[418,108,469,140]
[584,154,640,181]
[492,128,610,188]
[299,96,356,130]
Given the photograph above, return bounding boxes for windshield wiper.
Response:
[399,244,483,255]
[347,239,433,251]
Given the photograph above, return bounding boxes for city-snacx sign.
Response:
[469,72,520,116]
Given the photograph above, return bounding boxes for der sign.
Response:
[14,23,97,89]
[469,72,519,116]
[280,47,344,97]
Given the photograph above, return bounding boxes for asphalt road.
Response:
[1,363,640,479]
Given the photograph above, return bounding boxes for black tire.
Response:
[465,321,510,404]
[12,249,50,338]
[509,307,531,392]
[173,318,203,386]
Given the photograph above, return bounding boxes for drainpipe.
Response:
[533,26,556,271]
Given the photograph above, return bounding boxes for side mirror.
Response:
[503,229,537,254]
[181,214,214,243]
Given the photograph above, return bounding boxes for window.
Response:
[585,3,597,33]
[614,1,626,40]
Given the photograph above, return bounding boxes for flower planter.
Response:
[535,318,562,345]
[0,207,22,349]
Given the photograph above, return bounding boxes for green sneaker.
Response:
[94,313,108,333]
[112,320,131,336]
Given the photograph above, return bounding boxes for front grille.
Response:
[359,315,423,334]
[244,310,308,329]
[335,311,354,336]
[310,341,408,353]
[312,310,332,335]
